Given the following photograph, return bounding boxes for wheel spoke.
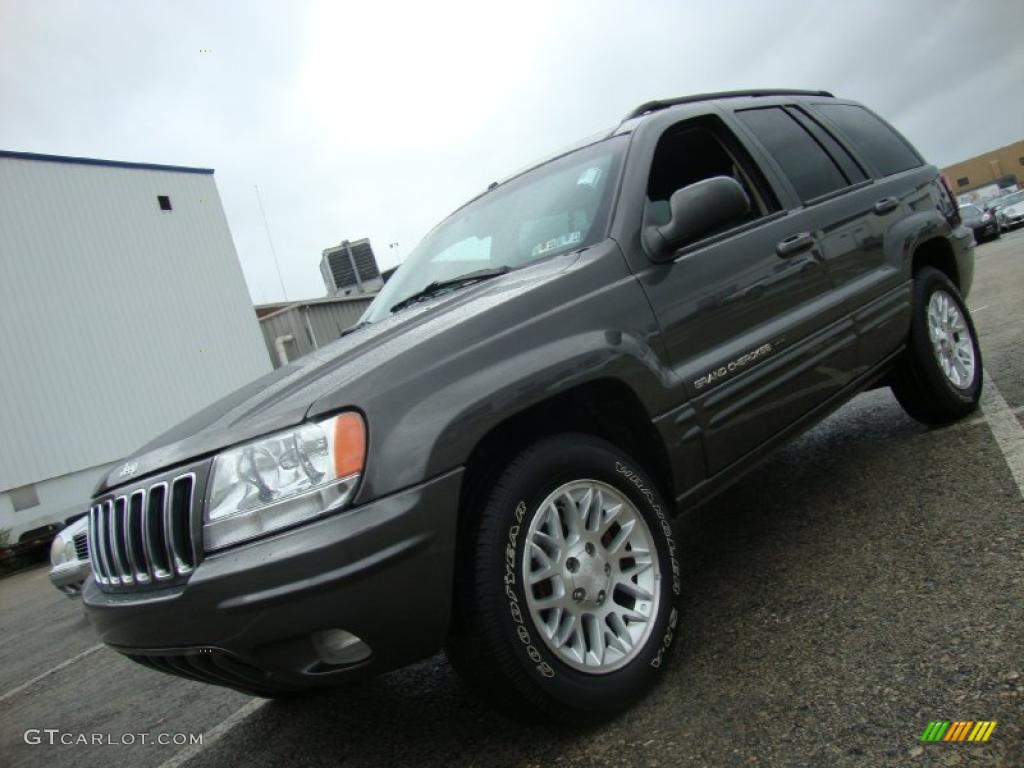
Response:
[532,589,565,610]
[584,613,604,665]
[606,518,636,555]
[616,580,655,602]
[606,613,634,653]
[560,491,582,542]
[542,503,565,544]
[528,563,558,585]
[529,540,553,570]
[621,551,654,579]
[598,503,622,535]
[553,611,576,648]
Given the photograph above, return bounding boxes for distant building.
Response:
[320,238,383,296]
[0,150,272,537]
[257,295,375,368]
[942,139,1023,205]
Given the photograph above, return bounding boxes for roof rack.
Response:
[621,89,834,122]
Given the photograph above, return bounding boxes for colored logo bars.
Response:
[920,721,997,742]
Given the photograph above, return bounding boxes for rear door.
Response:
[804,101,928,369]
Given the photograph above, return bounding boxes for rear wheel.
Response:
[891,266,982,424]
[446,434,681,724]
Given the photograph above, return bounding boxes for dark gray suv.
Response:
[83,89,980,723]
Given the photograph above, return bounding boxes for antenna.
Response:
[254,184,288,302]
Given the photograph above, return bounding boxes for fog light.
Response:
[311,629,372,666]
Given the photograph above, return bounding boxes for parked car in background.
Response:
[988,190,1024,231]
[958,204,1001,243]
[50,516,91,596]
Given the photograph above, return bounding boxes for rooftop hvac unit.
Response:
[320,238,380,295]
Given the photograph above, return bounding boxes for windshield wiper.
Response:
[341,320,371,336]
[389,266,511,314]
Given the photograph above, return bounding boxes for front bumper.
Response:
[50,560,91,596]
[83,468,462,692]
[971,221,999,239]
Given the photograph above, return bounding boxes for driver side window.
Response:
[646,116,779,229]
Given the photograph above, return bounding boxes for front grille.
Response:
[73,531,89,561]
[88,472,199,588]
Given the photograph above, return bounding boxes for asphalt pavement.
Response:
[2,230,1022,768]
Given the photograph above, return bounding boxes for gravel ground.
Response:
[2,230,1022,768]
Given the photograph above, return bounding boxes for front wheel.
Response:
[891,266,982,425]
[446,434,681,724]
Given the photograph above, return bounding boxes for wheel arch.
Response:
[912,236,961,290]
[451,377,675,603]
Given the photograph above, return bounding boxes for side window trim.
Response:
[710,103,795,212]
[721,107,805,211]
[785,106,868,184]
[727,105,866,209]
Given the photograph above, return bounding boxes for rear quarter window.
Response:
[814,103,922,177]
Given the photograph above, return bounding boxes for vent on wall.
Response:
[956,177,969,188]
[158,195,172,211]
[9,484,40,511]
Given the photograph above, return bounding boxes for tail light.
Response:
[939,174,962,227]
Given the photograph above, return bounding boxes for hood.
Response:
[95,254,577,496]
[1003,203,1024,216]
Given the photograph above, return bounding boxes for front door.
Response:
[627,112,859,476]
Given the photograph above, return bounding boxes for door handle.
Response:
[873,196,899,214]
[776,232,814,258]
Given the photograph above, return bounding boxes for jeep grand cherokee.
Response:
[83,89,980,723]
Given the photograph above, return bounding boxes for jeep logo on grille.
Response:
[119,461,139,478]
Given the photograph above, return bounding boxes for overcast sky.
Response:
[3,0,1022,303]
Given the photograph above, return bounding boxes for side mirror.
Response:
[644,176,751,261]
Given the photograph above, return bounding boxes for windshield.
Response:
[361,136,627,323]
[992,190,1024,208]
[959,205,981,221]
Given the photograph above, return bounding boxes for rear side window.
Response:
[814,103,922,176]
[735,107,849,202]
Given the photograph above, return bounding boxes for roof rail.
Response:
[621,89,834,122]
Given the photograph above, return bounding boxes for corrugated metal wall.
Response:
[0,156,272,492]
[260,297,372,367]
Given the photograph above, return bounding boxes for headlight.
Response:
[50,535,69,566]
[982,212,992,222]
[204,412,366,552]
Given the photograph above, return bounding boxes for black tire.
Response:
[891,266,982,425]
[446,433,681,725]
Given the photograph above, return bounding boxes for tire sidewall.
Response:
[911,269,982,407]
[486,436,681,716]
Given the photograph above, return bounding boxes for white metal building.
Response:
[0,150,272,538]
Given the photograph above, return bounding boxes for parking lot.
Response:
[2,231,1022,768]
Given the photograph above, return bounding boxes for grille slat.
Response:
[112,496,134,584]
[87,507,107,584]
[88,471,201,590]
[126,490,150,583]
[73,531,89,561]
[169,474,196,574]
[101,501,120,586]
[145,483,173,580]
